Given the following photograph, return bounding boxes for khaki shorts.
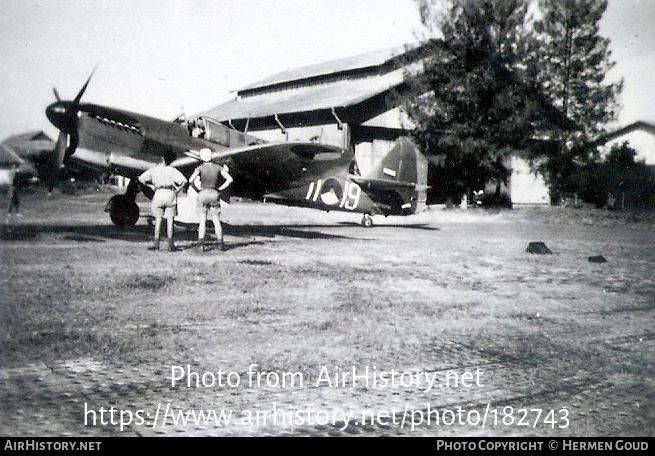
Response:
[196,188,221,216]
[151,188,177,218]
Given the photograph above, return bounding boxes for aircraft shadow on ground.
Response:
[172,240,266,252]
[0,223,151,243]
[222,223,358,239]
[175,222,367,240]
[335,222,440,231]
[0,221,365,244]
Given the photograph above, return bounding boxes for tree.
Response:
[405,0,555,206]
[525,0,623,202]
[575,142,655,209]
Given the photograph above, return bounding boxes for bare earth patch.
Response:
[1,187,654,437]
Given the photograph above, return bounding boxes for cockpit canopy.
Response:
[181,116,266,148]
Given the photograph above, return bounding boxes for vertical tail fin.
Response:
[365,137,422,184]
[360,137,429,214]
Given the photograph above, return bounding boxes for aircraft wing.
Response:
[105,151,166,176]
[104,142,346,180]
[171,141,351,202]
[172,141,347,169]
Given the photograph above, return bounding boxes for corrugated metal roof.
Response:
[0,144,24,165]
[590,121,655,147]
[202,67,409,123]
[0,131,53,173]
[239,44,416,92]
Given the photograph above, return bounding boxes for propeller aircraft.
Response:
[45,73,426,228]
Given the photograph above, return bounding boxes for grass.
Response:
[1,187,654,436]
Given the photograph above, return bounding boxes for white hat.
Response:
[199,148,212,162]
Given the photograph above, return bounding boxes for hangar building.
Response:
[200,42,551,206]
[594,121,655,165]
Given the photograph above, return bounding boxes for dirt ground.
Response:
[0,185,654,437]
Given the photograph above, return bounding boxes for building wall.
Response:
[244,109,409,178]
[509,156,550,205]
[356,108,411,175]
[602,130,655,165]
[241,103,552,206]
[0,166,17,188]
[249,123,347,148]
[362,107,413,129]
[355,140,397,176]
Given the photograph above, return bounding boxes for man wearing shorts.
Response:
[188,148,233,251]
[138,152,188,251]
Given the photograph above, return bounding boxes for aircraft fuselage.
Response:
[44,100,389,217]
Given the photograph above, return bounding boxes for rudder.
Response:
[361,137,428,214]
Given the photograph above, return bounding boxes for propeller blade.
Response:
[73,66,97,105]
[47,66,97,191]
[64,130,78,165]
[46,68,97,192]
[47,131,68,193]
[56,131,67,167]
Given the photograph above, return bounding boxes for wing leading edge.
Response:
[174,141,348,168]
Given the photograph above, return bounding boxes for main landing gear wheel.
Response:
[105,194,140,228]
[361,214,373,228]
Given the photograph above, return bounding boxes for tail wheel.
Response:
[361,214,373,228]
[105,195,140,228]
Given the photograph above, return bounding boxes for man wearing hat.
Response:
[138,151,188,251]
[188,148,233,251]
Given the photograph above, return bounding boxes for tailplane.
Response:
[354,138,428,215]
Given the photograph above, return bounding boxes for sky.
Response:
[1,0,654,142]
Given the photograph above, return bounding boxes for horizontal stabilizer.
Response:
[355,137,429,215]
[351,177,428,191]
